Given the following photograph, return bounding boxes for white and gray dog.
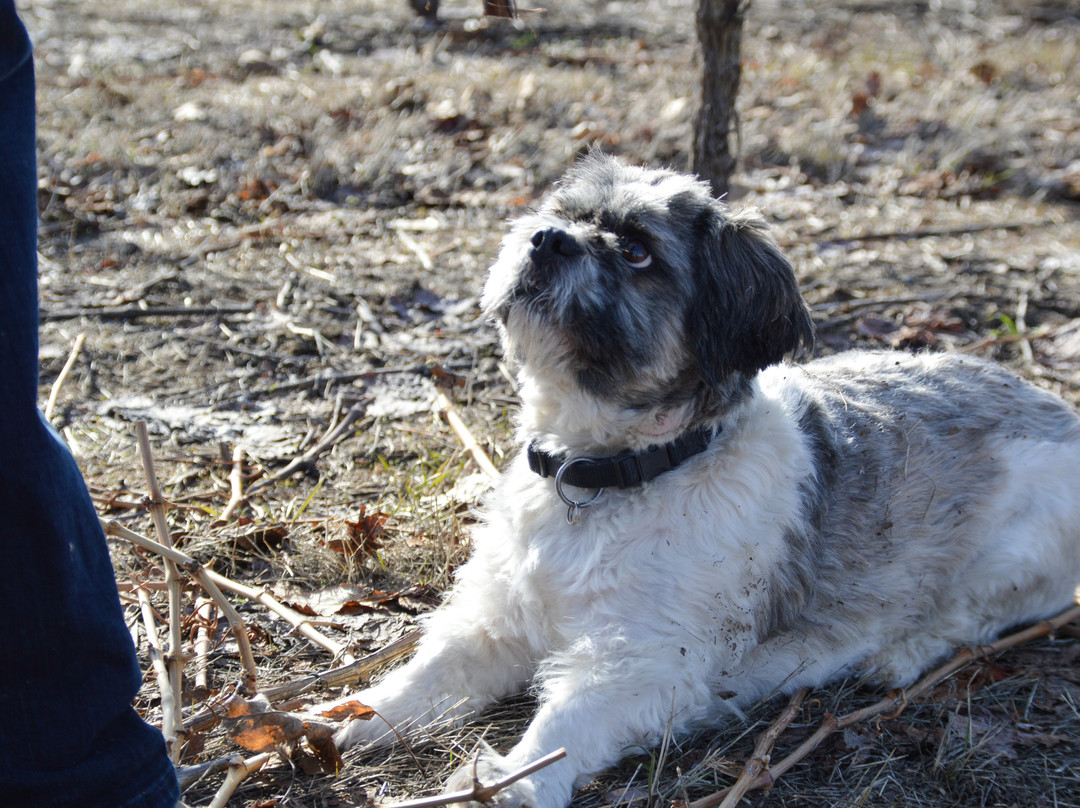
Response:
[317,154,1080,807]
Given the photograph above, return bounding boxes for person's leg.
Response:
[0,5,179,805]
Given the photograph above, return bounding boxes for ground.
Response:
[20,0,1080,805]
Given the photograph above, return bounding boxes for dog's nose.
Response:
[530,227,584,261]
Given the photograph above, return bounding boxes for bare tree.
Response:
[692,0,748,198]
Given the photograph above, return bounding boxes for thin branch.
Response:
[1016,290,1035,364]
[44,332,86,422]
[809,291,954,315]
[791,220,1046,246]
[246,402,367,494]
[109,517,361,671]
[136,586,180,751]
[690,602,1080,807]
[714,687,809,808]
[956,323,1064,354]
[181,629,421,735]
[203,568,355,664]
[398,231,434,271]
[135,421,187,762]
[39,303,252,322]
[207,752,273,808]
[268,628,421,698]
[386,748,568,808]
[216,444,247,524]
[435,391,499,480]
[193,596,217,691]
[102,518,260,691]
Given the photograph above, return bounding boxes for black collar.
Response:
[526,426,715,491]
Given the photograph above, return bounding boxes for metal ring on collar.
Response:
[554,458,604,510]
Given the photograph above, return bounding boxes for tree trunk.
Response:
[692,0,747,198]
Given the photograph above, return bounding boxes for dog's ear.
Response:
[687,207,814,385]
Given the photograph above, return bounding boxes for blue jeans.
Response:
[0,5,179,806]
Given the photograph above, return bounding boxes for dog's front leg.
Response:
[445,638,712,808]
[326,574,543,751]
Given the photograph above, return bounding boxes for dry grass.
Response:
[23,0,1080,805]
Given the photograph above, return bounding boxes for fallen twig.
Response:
[1016,290,1035,364]
[102,518,260,690]
[435,391,499,480]
[135,422,187,762]
[207,752,273,808]
[714,687,809,808]
[204,569,355,664]
[690,603,1080,807]
[793,220,1046,246]
[956,324,1063,354]
[216,444,247,524]
[193,596,217,691]
[177,752,243,790]
[39,303,252,322]
[267,628,420,699]
[181,630,421,735]
[809,291,954,315]
[386,748,568,808]
[398,230,434,271]
[246,402,367,495]
[44,331,86,422]
[135,586,181,753]
[109,515,355,667]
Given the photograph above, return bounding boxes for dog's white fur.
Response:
[315,155,1080,808]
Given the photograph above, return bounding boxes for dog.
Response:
[316,154,1080,807]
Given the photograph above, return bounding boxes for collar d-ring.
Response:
[555,458,604,522]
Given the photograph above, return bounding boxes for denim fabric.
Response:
[0,4,179,805]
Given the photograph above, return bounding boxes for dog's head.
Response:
[483,153,814,450]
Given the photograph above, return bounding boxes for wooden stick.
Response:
[180,629,421,735]
[202,568,355,664]
[193,597,217,691]
[690,602,1080,807]
[207,752,272,808]
[44,332,86,422]
[791,220,1041,246]
[134,422,187,762]
[246,403,366,494]
[398,231,434,271]
[107,518,359,670]
[435,391,499,480]
[267,627,420,696]
[136,586,180,751]
[1016,290,1035,364]
[39,303,252,322]
[216,444,247,524]
[955,324,1062,354]
[386,748,567,808]
[102,518,260,690]
[713,687,808,808]
[809,291,953,315]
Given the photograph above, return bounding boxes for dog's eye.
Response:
[621,240,652,269]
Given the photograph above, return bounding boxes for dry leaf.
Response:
[324,507,386,559]
[318,699,376,722]
[230,711,307,753]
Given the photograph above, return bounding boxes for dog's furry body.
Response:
[320,156,1080,808]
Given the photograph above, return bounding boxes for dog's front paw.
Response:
[444,745,538,808]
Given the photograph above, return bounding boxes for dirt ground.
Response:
[21,0,1080,805]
